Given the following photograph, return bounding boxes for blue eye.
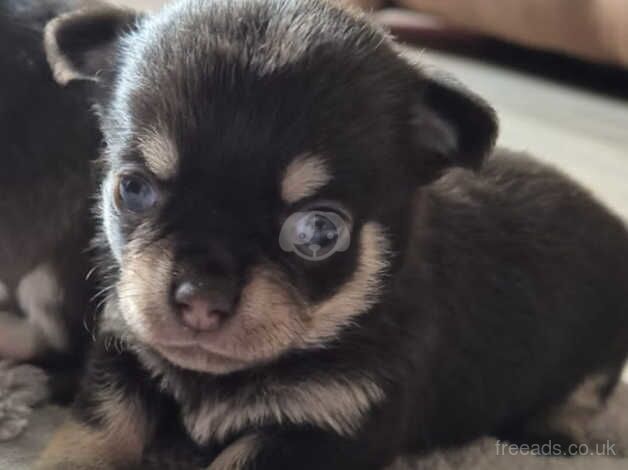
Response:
[116,174,158,213]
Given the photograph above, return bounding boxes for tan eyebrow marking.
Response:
[281,153,332,204]
[137,128,179,179]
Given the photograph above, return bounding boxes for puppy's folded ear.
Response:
[409,74,498,183]
[44,4,141,86]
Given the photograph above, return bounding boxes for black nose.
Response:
[173,277,236,332]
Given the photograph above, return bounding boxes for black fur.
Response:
[43,0,628,468]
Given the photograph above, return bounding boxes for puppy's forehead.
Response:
[131,0,375,75]
[109,0,398,195]
[114,0,387,127]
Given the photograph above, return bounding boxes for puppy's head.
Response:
[46,0,497,374]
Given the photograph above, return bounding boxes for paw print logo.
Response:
[279,211,350,261]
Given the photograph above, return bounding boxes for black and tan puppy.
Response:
[39,0,628,468]
[0,0,98,397]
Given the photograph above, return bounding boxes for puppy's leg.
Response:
[36,390,148,470]
[208,429,386,470]
[36,349,152,470]
[37,411,146,470]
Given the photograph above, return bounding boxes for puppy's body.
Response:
[400,152,628,445]
[0,0,98,386]
[86,151,628,469]
[39,1,628,468]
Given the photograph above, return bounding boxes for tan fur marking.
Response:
[36,420,121,470]
[184,374,384,444]
[137,128,179,179]
[208,434,263,470]
[272,375,383,435]
[226,265,305,358]
[36,387,147,469]
[304,222,390,345]
[117,235,175,341]
[281,154,332,204]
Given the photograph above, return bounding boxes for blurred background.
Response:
[125,0,628,224]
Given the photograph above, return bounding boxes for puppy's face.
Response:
[47,0,496,373]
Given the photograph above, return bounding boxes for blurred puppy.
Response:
[39,0,628,468]
[0,0,98,392]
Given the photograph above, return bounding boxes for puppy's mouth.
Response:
[138,310,302,374]
[152,342,249,373]
[134,314,274,374]
[148,323,248,362]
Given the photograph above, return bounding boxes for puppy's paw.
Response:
[0,360,50,441]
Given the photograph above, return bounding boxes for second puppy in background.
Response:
[40,0,628,468]
[0,0,98,403]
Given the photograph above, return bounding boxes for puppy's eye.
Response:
[115,174,158,213]
[279,210,351,261]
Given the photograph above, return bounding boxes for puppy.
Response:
[0,0,98,390]
[39,0,628,468]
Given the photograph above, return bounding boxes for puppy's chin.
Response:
[152,343,251,374]
[124,300,302,375]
